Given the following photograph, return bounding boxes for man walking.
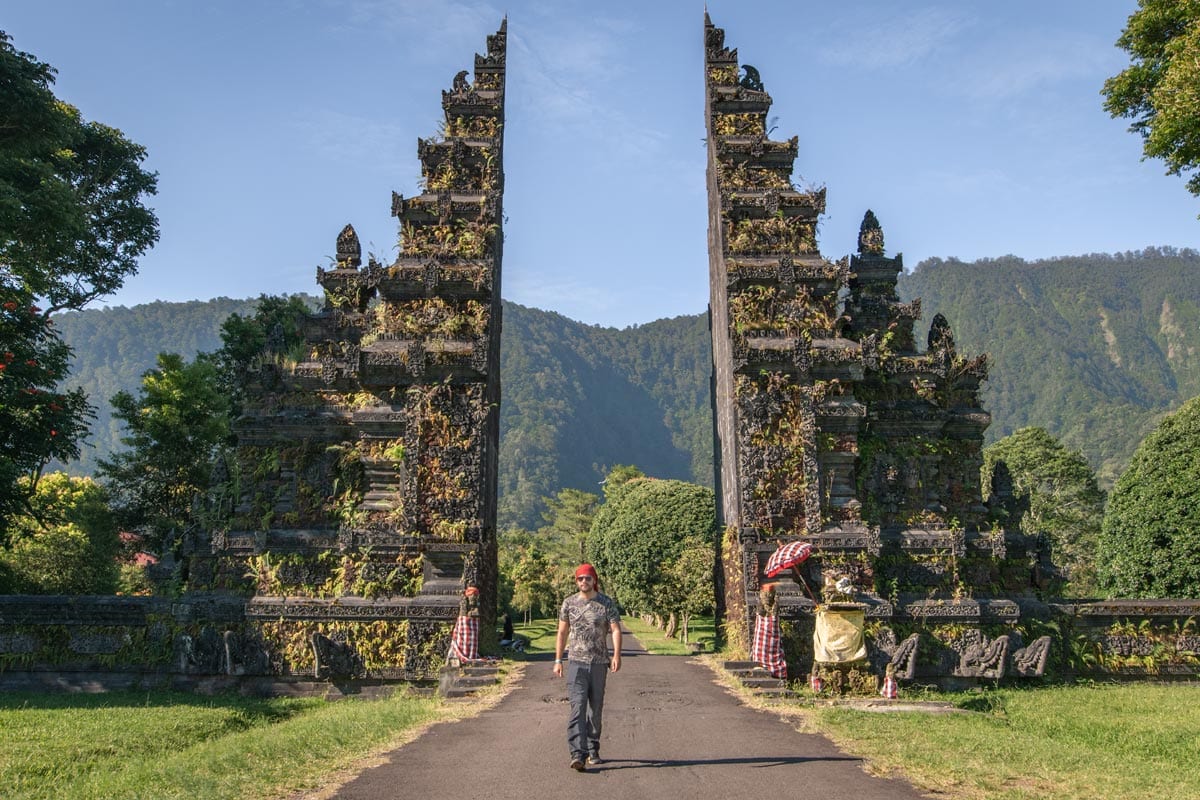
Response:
[553,563,622,772]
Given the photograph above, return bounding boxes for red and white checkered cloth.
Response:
[751,613,787,680]
[880,675,899,699]
[450,616,479,662]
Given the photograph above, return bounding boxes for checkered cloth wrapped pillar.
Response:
[880,674,899,699]
[450,616,479,662]
[751,613,787,679]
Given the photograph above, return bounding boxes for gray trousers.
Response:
[565,659,608,759]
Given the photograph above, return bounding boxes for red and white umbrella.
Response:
[764,541,813,578]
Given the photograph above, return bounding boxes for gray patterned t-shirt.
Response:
[559,592,621,664]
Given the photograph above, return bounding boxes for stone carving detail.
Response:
[223,630,271,675]
[336,224,362,268]
[869,629,920,680]
[888,633,921,680]
[1010,635,1051,677]
[176,627,223,675]
[738,65,764,92]
[311,632,365,679]
[0,633,37,654]
[957,634,1010,679]
[69,632,125,655]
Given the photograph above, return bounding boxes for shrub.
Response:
[1097,395,1200,598]
[587,478,715,615]
[1,473,119,594]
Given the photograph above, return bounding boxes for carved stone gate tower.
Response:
[705,14,1055,682]
[185,22,508,681]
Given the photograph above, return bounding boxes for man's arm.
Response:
[610,623,622,673]
[553,619,570,677]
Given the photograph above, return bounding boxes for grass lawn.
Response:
[620,615,716,655]
[0,682,503,800]
[792,682,1200,800]
[512,618,559,654]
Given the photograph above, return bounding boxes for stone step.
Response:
[727,668,775,680]
[739,676,786,689]
[460,665,500,676]
[453,675,498,688]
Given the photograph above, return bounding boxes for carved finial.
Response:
[858,210,885,256]
[452,70,470,93]
[928,312,956,354]
[739,64,764,93]
[336,224,361,269]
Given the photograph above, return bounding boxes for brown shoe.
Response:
[570,758,586,772]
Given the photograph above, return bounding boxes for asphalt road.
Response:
[331,631,928,800]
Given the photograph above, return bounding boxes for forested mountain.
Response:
[53,246,1200,527]
[899,247,1200,486]
[498,304,712,529]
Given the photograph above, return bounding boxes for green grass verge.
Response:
[0,688,452,800]
[619,615,716,655]
[513,619,559,655]
[803,682,1200,800]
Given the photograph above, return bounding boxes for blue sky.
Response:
[6,0,1198,328]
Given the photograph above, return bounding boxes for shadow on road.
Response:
[586,755,862,771]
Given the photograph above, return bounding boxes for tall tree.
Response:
[982,427,1106,596]
[98,354,229,555]
[0,30,158,531]
[1102,0,1200,205]
[537,487,599,563]
[1098,395,1200,598]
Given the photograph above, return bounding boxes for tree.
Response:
[1,30,158,531]
[587,476,715,617]
[537,487,599,563]
[0,472,119,594]
[1102,1,1200,204]
[1,31,159,313]
[212,294,313,407]
[982,427,1106,596]
[600,464,645,500]
[657,537,716,643]
[497,528,564,623]
[1098,395,1200,598]
[0,293,91,540]
[98,353,229,554]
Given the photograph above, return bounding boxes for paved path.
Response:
[332,632,927,800]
